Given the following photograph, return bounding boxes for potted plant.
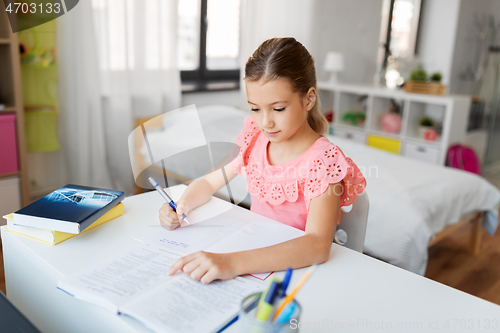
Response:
[430,72,442,82]
[405,67,447,95]
[418,116,434,138]
[410,67,428,82]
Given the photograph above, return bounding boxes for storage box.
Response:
[0,114,19,175]
[0,177,21,226]
[334,128,367,144]
[367,135,401,154]
[403,142,440,164]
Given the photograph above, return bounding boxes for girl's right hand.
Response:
[159,200,190,230]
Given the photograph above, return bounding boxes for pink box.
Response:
[0,114,19,175]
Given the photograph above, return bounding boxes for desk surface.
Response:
[2,186,500,333]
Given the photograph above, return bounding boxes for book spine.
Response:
[78,193,125,233]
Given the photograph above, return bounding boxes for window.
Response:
[386,0,422,58]
[375,0,423,86]
[177,0,240,90]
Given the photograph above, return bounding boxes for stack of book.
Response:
[3,184,125,245]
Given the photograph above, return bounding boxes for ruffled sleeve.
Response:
[231,116,261,175]
[304,144,366,212]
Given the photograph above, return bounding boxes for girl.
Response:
[161,37,366,284]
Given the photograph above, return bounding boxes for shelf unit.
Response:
[318,82,471,165]
[0,5,29,217]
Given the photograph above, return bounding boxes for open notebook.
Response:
[57,215,305,333]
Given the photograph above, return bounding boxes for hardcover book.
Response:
[13,185,125,234]
[4,203,125,245]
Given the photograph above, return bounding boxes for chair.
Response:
[334,191,369,253]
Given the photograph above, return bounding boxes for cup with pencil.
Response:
[239,264,318,332]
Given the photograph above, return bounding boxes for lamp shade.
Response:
[324,52,344,72]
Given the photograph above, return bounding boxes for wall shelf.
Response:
[0,172,20,179]
[0,106,16,112]
[318,82,471,165]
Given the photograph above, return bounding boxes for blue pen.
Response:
[279,268,293,298]
[274,301,298,324]
[148,177,190,224]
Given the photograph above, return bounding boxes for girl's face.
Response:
[246,78,316,144]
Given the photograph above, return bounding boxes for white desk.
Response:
[2,188,500,333]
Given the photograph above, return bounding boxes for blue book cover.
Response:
[13,184,125,234]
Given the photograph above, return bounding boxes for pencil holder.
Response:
[239,292,302,333]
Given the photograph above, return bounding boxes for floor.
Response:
[1,175,500,305]
[424,172,500,305]
[425,216,500,305]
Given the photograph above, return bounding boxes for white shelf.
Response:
[334,123,365,132]
[319,82,471,165]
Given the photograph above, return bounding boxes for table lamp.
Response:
[324,52,344,83]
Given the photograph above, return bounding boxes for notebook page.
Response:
[57,243,179,313]
[204,220,305,253]
[119,274,264,333]
[204,220,304,280]
[134,217,246,255]
[165,186,235,223]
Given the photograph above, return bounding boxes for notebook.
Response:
[58,243,263,333]
[58,215,306,333]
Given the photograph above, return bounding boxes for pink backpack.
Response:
[446,144,481,175]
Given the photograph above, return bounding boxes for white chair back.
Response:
[334,191,369,253]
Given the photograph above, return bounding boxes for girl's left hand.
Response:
[167,251,240,284]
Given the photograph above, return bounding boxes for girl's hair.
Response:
[244,37,329,135]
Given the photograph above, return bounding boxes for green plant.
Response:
[409,67,428,81]
[342,112,366,126]
[419,116,434,127]
[430,72,442,82]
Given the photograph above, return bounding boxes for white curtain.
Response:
[239,0,315,107]
[57,0,112,189]
[57,0,181,195]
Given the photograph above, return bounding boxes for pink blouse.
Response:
[231,117,367,231]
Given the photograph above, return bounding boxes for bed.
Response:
[131,105,500,275]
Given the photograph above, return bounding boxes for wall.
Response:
[310,0,384,85]
[416,0,461,86]
[238,0,316,108]
[449,0,500,94]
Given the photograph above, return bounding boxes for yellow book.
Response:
[3,202,124,245]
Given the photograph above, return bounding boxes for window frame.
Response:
[381,0,423,70]
[180,0,240,89]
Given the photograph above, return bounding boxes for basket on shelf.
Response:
[404,81,447,95]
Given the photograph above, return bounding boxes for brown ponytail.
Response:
[244,37,329,135]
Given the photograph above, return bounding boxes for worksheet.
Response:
[134,218,305,280]
[205,220,305,253]
[58,243,180,312]
[134,217,246,255]
[120,274,263,333]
